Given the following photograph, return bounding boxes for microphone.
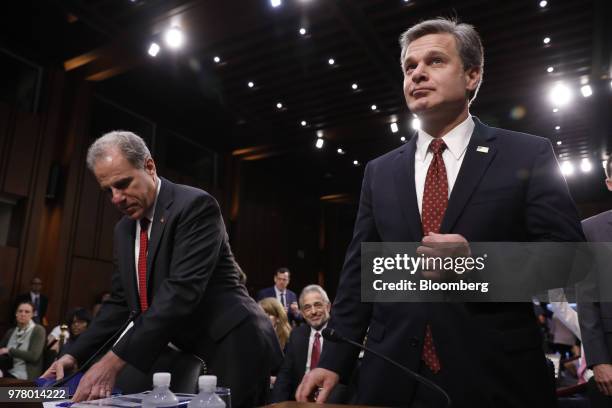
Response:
[51,310,139,388]
[322,327,451,408]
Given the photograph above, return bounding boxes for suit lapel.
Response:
[146,178,174,285]
[440,118,497,233]
[118,217,138,308]
[297,326,310,378]
[392,135,423,241]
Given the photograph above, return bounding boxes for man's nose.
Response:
[412,62,428,82]
[111,188,125,205]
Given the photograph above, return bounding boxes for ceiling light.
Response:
[580,85,593,97]
[301,120,307,126]
[580,158,592,173]
[543,37,551,44]
[549,82,573,107]
[148,42,160,57]
[351,83,358,90]
[547,66,554,73]
[556,141,562,145]
[247,81,254,88]
[328,58,335,65]
[213,56,221,63]
[555,125,560,130]
[411,117,421,130]
[401,136,407,142]
[371,104,377,111]
[353,160,360,166]
[539,0,548,8]
[299,28,307,35]
[553,108,559,113]
[276,102,283,109]
[390,122,399,133]
[164,27,184,49]
[315,139,324,149]
[337,148,345,155]
[271,0,282,7]
[560,161,574,176]
[603,160,608,169]
[316,130,323,138]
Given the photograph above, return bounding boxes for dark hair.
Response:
[68,307,92,325]
[275,267,290,276]
[15,301,35,313]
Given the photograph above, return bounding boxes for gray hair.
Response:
[86,130,151,171]
[299,284,330,308]
[399,17,484,103]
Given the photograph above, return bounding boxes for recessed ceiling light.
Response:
[547,66,554,73]
[164,27,184,49]
[555,125,561,130]
[148,42,160,57]
[560,161,574,176]
[549,82,573,107]
[299,27,307,35]
[539,0,548,8]
[580,158,592,173]
[543,37,551,44]
[400,136,406,142]
[337,148,345,155]
[315,138,324,149]
[351,83,358,90]
[271,0,282,8]
[556,140,562,145]
[390,122,399,133]
[328,58,335,65]
[248,81,254,88]
[353,160,360,166]
[316,130,323,138]
[371,104,377,111]
[580,85,593,97]
[213,56,221,63]
[553,108,559,113]
[276,102,283,109]
[301,120,307,126]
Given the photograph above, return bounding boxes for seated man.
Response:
[272,285,345,402]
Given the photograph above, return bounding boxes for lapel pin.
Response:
[160,217,165,224]
[476,146,489,153]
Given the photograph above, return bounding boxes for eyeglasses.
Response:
[302,302,327,313]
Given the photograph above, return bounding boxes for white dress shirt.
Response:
[305,324,327,373]
[274,286,286,307]
[414,115,474,215]
[134,177,161,293]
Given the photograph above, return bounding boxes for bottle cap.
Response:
[198,375,217,392]
[153,372,172,387]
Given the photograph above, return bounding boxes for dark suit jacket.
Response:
[14,293,48,324]
[271,323,310,402]
[66,177,282,406]
[256,287,302,323]
[578,211,612,367]
[318,118,584,408]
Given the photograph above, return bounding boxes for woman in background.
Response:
[258,297,291,350]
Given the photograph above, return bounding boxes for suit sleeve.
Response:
[64,236,131,364]
[270,332,299,402]
[112,194,226,371]
[318,163,380,380]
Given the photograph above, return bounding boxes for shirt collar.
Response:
[142,177,161,225]
[310,323,328,337]
[415,114,474,163]
[274,287,284,296]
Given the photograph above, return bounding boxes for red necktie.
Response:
[310,332,321,370]
[138,218,150,312]
[420,138,448,373]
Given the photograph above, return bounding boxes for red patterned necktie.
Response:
[138,218,150,312]
[420,138,448,373]
[310,332,321,370]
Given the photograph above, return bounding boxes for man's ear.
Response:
[145,157,156,176]
[465,66,481,92]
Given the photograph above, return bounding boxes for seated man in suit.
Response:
[14,277,48,325]
[256,267,302,324]
[578,159,612,407]
[43,131,281,407]
[271,285,333,402]
[297,17,584,408]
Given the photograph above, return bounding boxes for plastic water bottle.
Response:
[187,375,226,408]
[142,372,179,408]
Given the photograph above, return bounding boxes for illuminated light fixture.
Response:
[315,138,324,149]
[352,83,358,90]
[316,130,323,138]
[213,56,221,63]
[560,161,574,176]
[328,58,335,65]
[543,37,551,44]
[553,108,559,113]
[547,66,554,73]
[401,136,407,142]
[299,27,307,35]
[371,104,377,111]
[539,0,548,7]
[549,82,573,107]
[148,42,160,57]
[603,160,608,169]
[276,102,283,109]
[248,81,254,88]
[580,158,593,173]
[301,120,307,126]
[164,27,184,49]
[555,125,561,130]
[411,117,421,130]
[580,85,593,97]
[610,80,612,89]
[390,122,399,133]
[337,148,345,155]
[556,141,562,145]
[271,0,282,7]
[353,160,360,166]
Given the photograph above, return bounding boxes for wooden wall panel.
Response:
[98,197,121,261]
[0,104,9,178]
[66,256,113,311]
[3,111,39,196]
[73,171,100,258]
[0,246,18,326]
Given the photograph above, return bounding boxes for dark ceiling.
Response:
[3,0,612,202]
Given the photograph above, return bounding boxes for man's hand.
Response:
[0,347,8,355]
[593,363,612,396]
[72,351,126,402]
[289,302,300,317]
[42,354,78,380]
[417,232,471,280]
[295,368,339,403]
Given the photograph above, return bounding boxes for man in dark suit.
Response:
[297,18,584,407]
[14,277,48,325]
[271,284,332,402]
[43,131,281,406]
[256,267,302,324]
[577,159,612,406]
